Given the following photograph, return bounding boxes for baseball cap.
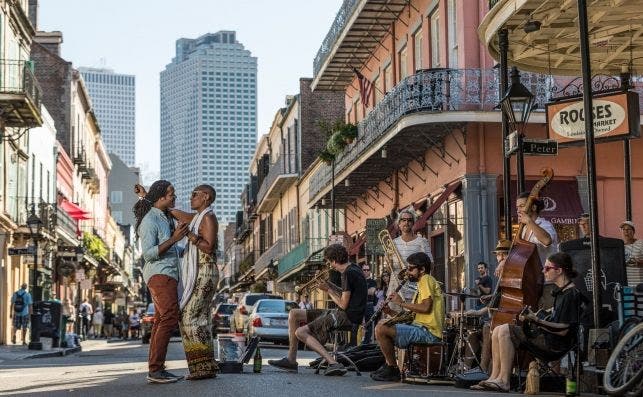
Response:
[620,220,636,231]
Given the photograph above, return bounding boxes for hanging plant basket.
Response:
[57,260,75,278]
[319,149,335,165]
[327,130,347,155]
[339,123,358,144]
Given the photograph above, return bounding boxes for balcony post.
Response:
[498,29,512,239]
[331,159,336,234]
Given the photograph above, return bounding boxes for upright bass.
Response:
[490,168,553,329]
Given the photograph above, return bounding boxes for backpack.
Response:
[13,292,25,313]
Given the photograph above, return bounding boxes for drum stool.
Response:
[402,342,451,384]
[314,325,362,376]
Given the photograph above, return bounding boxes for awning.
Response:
[510,180,583,225]
[348,235,365,256]
[60,199,91,220]
[413,181,462,232]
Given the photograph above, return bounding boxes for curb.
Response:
[25,346,82,359]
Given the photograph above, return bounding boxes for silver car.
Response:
[246,299,298,344]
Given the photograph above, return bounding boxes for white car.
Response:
[246,299,298,344]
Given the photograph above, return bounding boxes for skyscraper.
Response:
[79,67,136,166]
[160,31,257,225]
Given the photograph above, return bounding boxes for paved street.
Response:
[0,338,540,397]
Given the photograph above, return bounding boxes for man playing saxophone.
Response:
[268,244,367,376]
[371,252,445,382]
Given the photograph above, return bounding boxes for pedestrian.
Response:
[298,294,313,310]
[10,283,33,345]
[103,306,114,338]
[62,298,75,335]
[169,184,220,380]
[129,309,141,339]
[361,264,377,344]
[620,220,643,286]
[92,307,104,338]
[133,180,188,383]
[79,299,93,340]
[119,310,129,339]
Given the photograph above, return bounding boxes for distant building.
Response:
[160,31,257,227]
[108,153,141,227]
[79,67,136,167]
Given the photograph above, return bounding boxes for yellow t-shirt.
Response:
[412,274,445,339]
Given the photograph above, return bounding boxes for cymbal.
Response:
[445,291,479,298]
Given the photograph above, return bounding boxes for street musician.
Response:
[371,252,445,382]
[268,244,367,376]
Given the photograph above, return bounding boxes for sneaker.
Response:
[146,370,183,384]
[267,357,298,373]
[370,365,401,382]
[324,362,347,376]
[370,364,388,377]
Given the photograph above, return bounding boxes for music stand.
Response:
[446,291,482,375]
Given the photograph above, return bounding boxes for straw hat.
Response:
[492,239,511,253]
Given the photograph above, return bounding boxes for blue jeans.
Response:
[394,323,441,348]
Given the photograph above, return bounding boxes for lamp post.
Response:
[499,66,536,194]
[74,245,85,337]
[26,208,43,350]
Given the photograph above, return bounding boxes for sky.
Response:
[38,0,343,184]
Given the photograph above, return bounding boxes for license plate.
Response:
[271,319,286,326]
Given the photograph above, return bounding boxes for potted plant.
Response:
[339,122,358,144]
[327,130,347,155]
[318,149,335,165]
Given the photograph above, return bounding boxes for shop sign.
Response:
[546,91,640,144]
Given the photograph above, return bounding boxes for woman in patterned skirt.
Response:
[169,184,220,380]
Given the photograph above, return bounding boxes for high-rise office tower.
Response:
[160,31,257,225]
[79,67,136,166]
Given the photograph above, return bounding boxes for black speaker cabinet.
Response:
[559,237,626,325]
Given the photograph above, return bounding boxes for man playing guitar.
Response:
[471,252,582,392]
[371,252,445,382]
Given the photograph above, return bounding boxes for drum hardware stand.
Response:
[446,292,482,376]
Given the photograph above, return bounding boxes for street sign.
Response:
[8,246,35,256]
[522,139,558,156]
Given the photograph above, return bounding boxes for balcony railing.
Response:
[254,238,283,275]
[0,59,42,127]
[309,68,553,200]
[278,238,327,277]
[313,0,360,77]
[256,152,298,213]
[56,206,78,238]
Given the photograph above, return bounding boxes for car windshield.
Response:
[217,304,236,314]
[245,294,281,306]
[256,300,297,313]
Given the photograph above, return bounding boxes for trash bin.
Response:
[34,300,63,347]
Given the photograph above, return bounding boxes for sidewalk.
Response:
[0,342,81,361]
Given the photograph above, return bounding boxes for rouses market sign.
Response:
[546,91,640,144]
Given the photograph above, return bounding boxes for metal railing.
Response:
[309,68,553,199]
[56,206,78,236]
[278,238,327,276]
[0,60,41,109]
[256,152,297,205]
[254,238,284,274]
[313,0,360,77]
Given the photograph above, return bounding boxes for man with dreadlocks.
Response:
[134,180,189,384]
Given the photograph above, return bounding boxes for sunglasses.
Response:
[400,218,414,223]
[362,268,370,271]
[191,190,204,198]
[543,265,559,272]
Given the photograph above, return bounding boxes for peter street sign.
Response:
[505,132,558,156]
[8,246,35,256]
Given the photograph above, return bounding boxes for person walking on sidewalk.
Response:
[10,283,33,345]
[79,299,93,340]
[103,307,114,338]
[134,180,188,384]
[91,307,104,338]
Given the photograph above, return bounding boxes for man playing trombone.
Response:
[371,252,445,382]
[268,244,367,376]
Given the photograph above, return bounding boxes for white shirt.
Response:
[624,239,643,263]
[394,235,434,266]
[521,217,558,266]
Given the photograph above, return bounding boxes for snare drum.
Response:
[402,342,450,383]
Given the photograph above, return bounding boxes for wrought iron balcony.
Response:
[256,152,298,213]
[309,68,553,202]
[254,238,283,276]
[0,60,42,127]
[277,238,327,279]
[313,0,359,77]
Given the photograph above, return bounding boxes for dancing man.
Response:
[268,244,367,376]
[371,252,445,382]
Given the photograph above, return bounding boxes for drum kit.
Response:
[402,291,484,384]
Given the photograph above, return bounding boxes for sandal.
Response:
[482,380,509,393]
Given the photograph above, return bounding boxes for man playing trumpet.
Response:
[371,252,445,382]
[268,244,367,376]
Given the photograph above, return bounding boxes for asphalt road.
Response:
[0,338,543,397]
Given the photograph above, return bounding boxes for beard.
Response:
[407,273,420,282]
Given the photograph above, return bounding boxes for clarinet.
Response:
[363,278,406,329]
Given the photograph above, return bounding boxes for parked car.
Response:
[246,299,298,344]
[231,293,281,333]
[141,304,181,344]
[212,303,237,335]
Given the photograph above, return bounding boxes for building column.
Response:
[461,174,498,293]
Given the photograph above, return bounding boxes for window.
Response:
[384,63,393,92]
[430,11,441,68]
[373,75,382,105]
[413,29,423,71]
[110,191,123,204]
[448,0,458,67]
[398,45,408,80]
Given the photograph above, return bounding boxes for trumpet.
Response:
[296,267,342,294]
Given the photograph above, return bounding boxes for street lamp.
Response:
[74,245,85,338]
[500,66,535,193]
[26,207,42,350]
